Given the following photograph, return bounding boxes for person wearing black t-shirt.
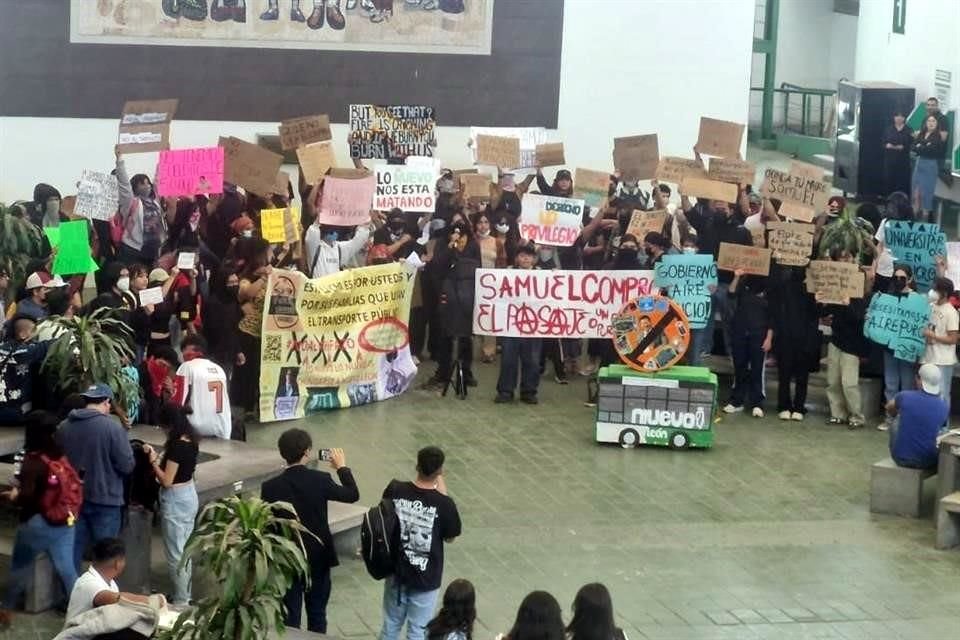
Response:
[380,446,462,640]
[261,429,359,634]
[882,111,913,196]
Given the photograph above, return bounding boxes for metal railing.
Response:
[750,83,836,137]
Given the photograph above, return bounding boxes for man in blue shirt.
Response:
[887,363,948,470]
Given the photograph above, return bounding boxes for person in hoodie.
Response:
[30,183,65,229]
[0,315,52,426]
[116,150,171,266]
[304,215,374,278]
[57,383,136,570]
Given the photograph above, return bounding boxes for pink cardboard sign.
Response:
[319,174,376,226]
[156,147,224,197]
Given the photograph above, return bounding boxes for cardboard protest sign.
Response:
[626,210,668,239]
[475,135,521,169]
[374,165,437,213]
[274,171,291,196]
[708,158,756,185]
[473,269,655,338]
[319,174,376,226]
[258,263,417,421]
[789,160,826,182]
[864,292,931,362]
[695,117,745,157]
[535,143,565,167]
[778,201,817,223]
[283,207,301,245]
[748,224,766,249]
[117,99,178,154]
[74,170,119,221]
[766,221,814,266]
[279,114,331,151]
[296,142,336,185]
[52,220,98,276]
[717,242,771,276]
[470,127,546,172]
[348,104,436,162]
[613,134,659,181]
[328,168,370,179]
[655,157,706,184]
[460,174,492,201]
[883,220,947,290]
[220,136,284,196]
[177,252,197,270]
[573,168,611,208]
[680,177,738,204]
[760,167,830,219]
[654,254,718,329]
[261,208,287,243]
[805,260,864,304]
[519,194,584,247]
[156,147,224,197]
[138,287,164,306]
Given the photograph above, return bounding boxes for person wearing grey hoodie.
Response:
[57,384,135,570]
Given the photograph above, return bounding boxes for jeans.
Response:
[686,328,707,366]
[3,514,77,609]
[284,565,332,633]
[912,156,939,211]
[882,350,915,404]
[160,483,199,605]
[826,343,863,422]
[704,282,733,356]
[497,337,542,398]
[729,326,765,409]
[74,502,123,571]
[379,577,440,640]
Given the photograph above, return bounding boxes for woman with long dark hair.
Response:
[567,583,627,640]
[232,238,272,415]
[203,263,242,379]
[912,114,946,218]
[426,579,476,640]
[498,591,565,640]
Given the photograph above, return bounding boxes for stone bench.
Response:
[869,457,937,518]
[936,491,960,549]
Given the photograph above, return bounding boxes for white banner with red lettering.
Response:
[519,194,584,246]
[473,269,655,338]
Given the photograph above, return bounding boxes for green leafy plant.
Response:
[0,202,44,303]
[818,205,877,265]
[160,495,313,640]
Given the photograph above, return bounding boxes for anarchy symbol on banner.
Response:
[513,304,540,335]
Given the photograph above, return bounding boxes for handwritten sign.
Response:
[695,117,745,157]
[374,165,437,213]
[864,292,931,362]
[708,157,756,185]
[760,167,830,217]
[296,142,336,185]
[519,194,584,247]
[319,174,376,226]
[348,104,436,162]
[261,209,287,243]
[475,134,521,169]
[535,143,566,167]
[220,136,284,196]
[470,127,545,171]
[767,221,814,266]
[117,99,177,154]
[805,260,865,304]
[573,168,610,208]
[626,210,668,239]
[680,177,738,204]
[460,174,492,201]
[883,220,947,290]
[613,134,659,181]
[138,287,164,306]
[655,157,706,184]
[717,242,771,276]
[279,114,331,151]
[52,220,97,276]
[155,146,224,197]
[75,170,120,221]
[654,254,718,329]
[177,252,197,270]
[473,269,655,338]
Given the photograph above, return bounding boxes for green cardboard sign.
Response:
[52,220,98,276]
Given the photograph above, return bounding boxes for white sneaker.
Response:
[723,403,743,414]
[791,412,804,421]
[751,407,764,418]
[778,410,791,420]
[876,421,889,432]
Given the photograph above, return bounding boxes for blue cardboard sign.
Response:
[883,220,947,290]
[864,291,930,362]
[654,254,718,329]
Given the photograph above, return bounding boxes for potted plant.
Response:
[0,202,44,304]
[160,495,313,640]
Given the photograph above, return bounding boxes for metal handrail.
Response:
[749,84,837,137]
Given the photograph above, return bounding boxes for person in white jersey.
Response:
[172,335,232,439]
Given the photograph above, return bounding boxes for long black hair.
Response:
[566,583,617,640]
[506,591,564,640]
[157,402,199,452]
[23,410,62,457]
[426,579,476,640]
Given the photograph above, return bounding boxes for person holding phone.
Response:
[260,430,359,633]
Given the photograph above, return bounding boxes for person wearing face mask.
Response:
[874,265,918,431]
[473,213,506,364]
[534,168,574,199]
[723,268,772,418]
[872,191,914,293]
[641,232,676,269]
[304,214,375,278]
[115,149,170,266]
[608,235,642,270]
[679,236,715,367]
[31,183,65,229]
[920,276,959,413]
[373,208,417,260]
[203,265,243,381]
[233,239,272,416]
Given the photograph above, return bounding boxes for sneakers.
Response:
[847,419,865,430]
[827,417,846,425]
[751,407,764,418]
[722,404,743,414]
[554,376,569,385]
[876,420,890,432]
[778,410,791,421]
[791,412,804,421]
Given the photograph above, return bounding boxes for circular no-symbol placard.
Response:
[610,295,691,372]
[358,317,410,353]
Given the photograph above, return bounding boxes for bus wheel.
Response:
[619,428,640,449]
[669,431,689,449]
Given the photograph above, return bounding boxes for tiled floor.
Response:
[4,362,959,640]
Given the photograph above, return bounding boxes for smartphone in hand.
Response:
[319,448,332,462]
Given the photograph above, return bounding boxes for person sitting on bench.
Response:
[887,363,948,471]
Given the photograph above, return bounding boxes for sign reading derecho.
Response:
[519,194,584,246]
[473,269,655,338]
[259,264,417,422]
[348,105,436,162]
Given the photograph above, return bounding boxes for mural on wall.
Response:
[70,0,494,54]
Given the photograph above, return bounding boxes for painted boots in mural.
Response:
[307,0,346,30]
[261,0,305,22]
[163,0,208,20]
[211,0,246,22]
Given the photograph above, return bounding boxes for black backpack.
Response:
[361,497,399,580]
[126,440,160,512]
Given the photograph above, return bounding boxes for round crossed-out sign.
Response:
[611,295,691,372]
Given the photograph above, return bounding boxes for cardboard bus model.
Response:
[595,295,717,450]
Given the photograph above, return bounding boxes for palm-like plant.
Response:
[0,202,44,303]
[160,496,313,640]
[818,205,877,265]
